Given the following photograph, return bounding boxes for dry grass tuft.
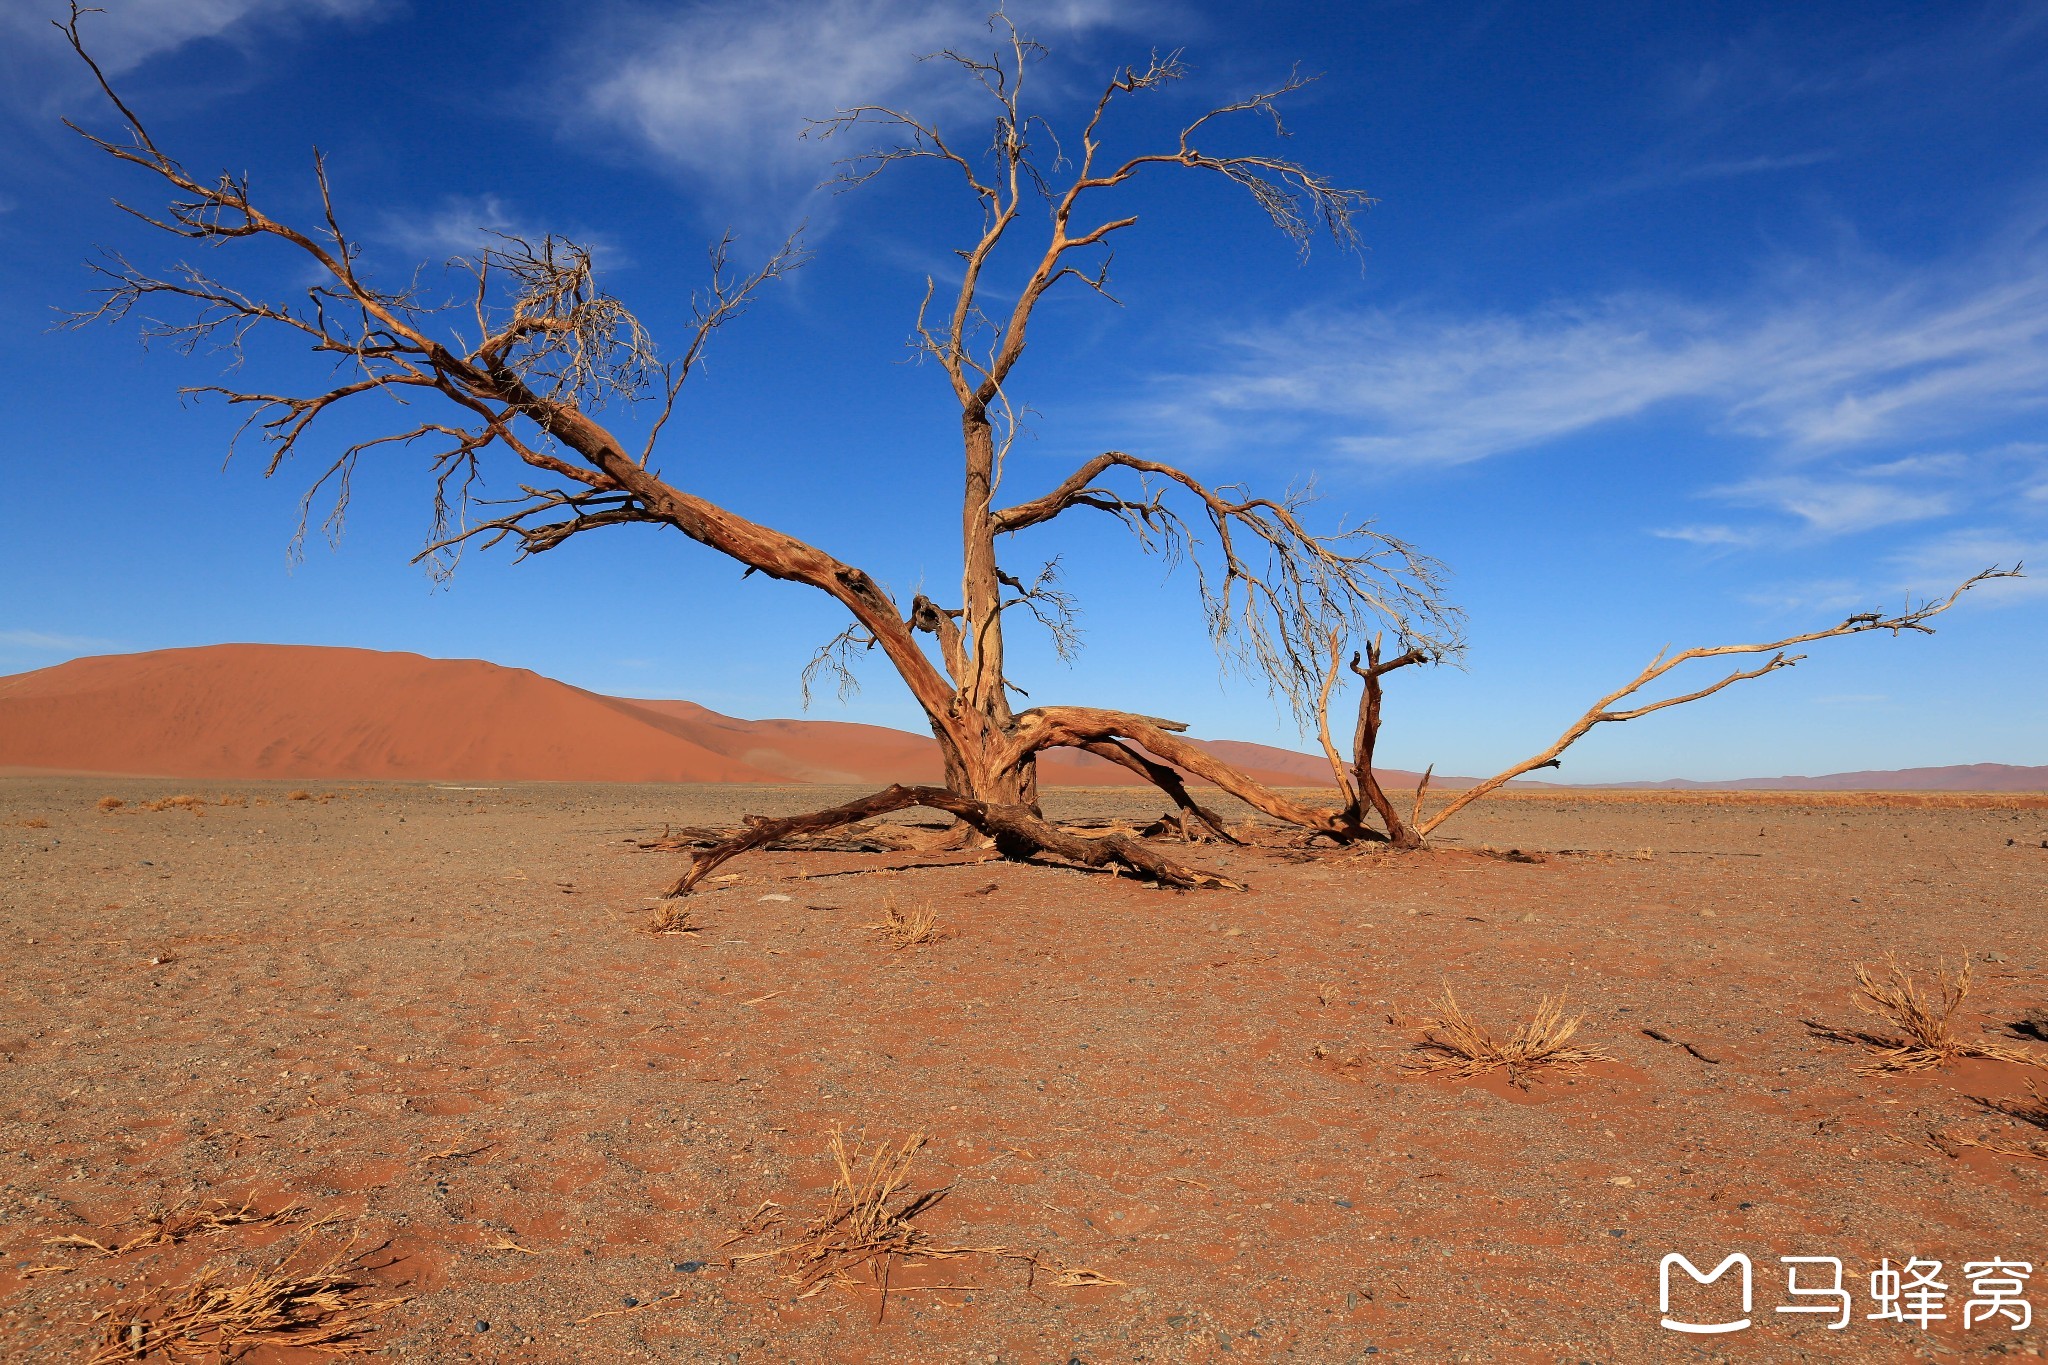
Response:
[1981,1080,2048,1131]
[1405,985,1609,1090]
[21,817,50,829]
[217,793,247,808]
[285,789,315,802]
[727,1129,1123,1320]
[1832,953,2048,1073]
[641,901,702,935]
[86,1245,404,1363]
[868,897,947,949]
[729,1130,995,1319]
[48,1198,306,1260]
[134,794,208,814]
[97,796,124,811]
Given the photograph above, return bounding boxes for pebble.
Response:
[674,1260,706,1273]
[474,1320,489,1333]
[622,1295,638,1307]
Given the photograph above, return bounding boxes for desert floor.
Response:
[2,777,2045,1363]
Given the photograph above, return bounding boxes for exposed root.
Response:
[1404,986,1608,1090]
[1820,954,2048,1073]
[662,784,1243,897]
[86,1243,404,1363]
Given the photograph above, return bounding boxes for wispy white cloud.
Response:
[0,629,114,651]
[4,0,388,77]
[567,0,1162,196]
[1885,527,2048,603]
[371,193,628,278]
[1507,149,1837,224]
[378,193,521,259]
[1652,524,1761,548]
[1145,220,2048,472]
[1710,474,1956,536]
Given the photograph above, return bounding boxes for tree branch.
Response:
[1412,566,2024,838]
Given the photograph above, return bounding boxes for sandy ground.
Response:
[2,777,2045,1363]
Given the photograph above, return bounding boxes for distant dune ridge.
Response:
[0,644,2040,791]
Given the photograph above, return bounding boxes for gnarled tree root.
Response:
[661,784,1246,897]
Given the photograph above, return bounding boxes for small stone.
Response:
[474,1320,489,1333]
[1222,927,1243,937]
[674,1260,706,1274]
[621,1295,638,1307]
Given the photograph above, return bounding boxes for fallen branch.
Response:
[662,784,1243,896]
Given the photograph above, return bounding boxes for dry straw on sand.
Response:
[1405,985,1609,1089]
[868,897,947,949]
[86,1243,404,1363]
[641,901,702,935]
[1813,953,2048,1073]
[727,1129,1119,1322]
[48,1199,305,1260]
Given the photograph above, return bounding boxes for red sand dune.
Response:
[2,644,2039,791]
[0,644,1336,789]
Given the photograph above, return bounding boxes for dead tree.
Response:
[57,9,1459,893]
[1311,565,2023,845]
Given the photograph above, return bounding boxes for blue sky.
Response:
[1,0,2043,781]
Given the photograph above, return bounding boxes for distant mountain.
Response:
[1,645,2037,791]
[1611,764,2048,792]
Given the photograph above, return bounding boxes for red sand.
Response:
[0,644,1348,791]
[3,643,2040,793]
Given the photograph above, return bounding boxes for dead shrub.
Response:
[22,817,50,829]
[642,901,702,935]
[1405,985,1609,1089]
[86,1244,404,1364]
[97,796,124,812]
[1824,953,2048,1073]
[868,897,947,949]
[217,794,247,808]
[285,790,314,802]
